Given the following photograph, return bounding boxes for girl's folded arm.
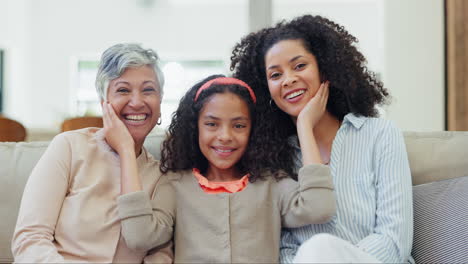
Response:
[279,164,336,228]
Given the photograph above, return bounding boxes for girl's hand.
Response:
[102,102,135,155]
[297,81,329,129]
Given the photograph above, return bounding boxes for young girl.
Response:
[103,75,336,263]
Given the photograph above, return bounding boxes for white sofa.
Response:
[1,131,467,263]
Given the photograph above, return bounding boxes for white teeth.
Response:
[125,114,147,121]
[285,90,305,100]
[215,148,233,153]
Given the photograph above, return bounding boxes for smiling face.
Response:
[106,65,161,148]
[197,92,251,178]
[264,39,322,118]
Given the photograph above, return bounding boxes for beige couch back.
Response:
[1,131,467,262]
[403,131,468,185]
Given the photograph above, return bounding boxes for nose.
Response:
[129,92,144,108]
[217,126,233,143]
[282,71,298,87]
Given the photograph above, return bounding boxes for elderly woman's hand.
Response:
[102,102,135,155]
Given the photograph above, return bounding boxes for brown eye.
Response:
[295,63,306,70]
[143,87,156,92]
[270,72,281,79]
[117,88,130,93]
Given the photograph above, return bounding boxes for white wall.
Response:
[383,0,445,131]
[0,0,33,125]
[273,0,445,131]
[2,0,248,129]
[273,0,384,77]
[1,0,445,131]
[0,1,8,36]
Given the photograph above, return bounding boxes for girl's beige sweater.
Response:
[118,164,335,263]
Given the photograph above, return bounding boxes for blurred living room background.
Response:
[1,0,466,141]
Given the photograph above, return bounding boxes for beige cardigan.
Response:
[12,128,172,263]
[118,164,335,263]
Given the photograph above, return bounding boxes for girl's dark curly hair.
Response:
[230,14,390,177]
[160,74,293,182]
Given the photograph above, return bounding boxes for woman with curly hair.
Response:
[231,15,413,263]
[104,74,336,263]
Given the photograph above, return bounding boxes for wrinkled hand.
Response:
[102,102,134,154]
[297,81,329,129]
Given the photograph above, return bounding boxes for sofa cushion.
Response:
[0,141,49,263]
[404,131,468,185]
[143,131,166,160]
[412,175,468,263]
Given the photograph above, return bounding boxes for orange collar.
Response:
[192,168,249,194]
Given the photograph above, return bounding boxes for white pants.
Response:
[293,234,381,263]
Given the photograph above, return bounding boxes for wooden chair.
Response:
[0,117,27,142]
[61,116,103,132]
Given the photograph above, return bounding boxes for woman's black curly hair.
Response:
[160,74,293,182]
[230,14,389,177]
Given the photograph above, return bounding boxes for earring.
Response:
[157,116,162,125]
[269,99,276,110]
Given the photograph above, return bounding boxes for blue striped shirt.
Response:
[280,113,413,263]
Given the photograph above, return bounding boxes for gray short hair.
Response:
[95,43,165,101]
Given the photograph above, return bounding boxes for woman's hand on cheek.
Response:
[102,102,135,154]
[297,81,329,129]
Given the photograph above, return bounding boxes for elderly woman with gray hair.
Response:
[12,43,172,263]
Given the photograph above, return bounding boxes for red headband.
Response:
[194,77,257,103]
